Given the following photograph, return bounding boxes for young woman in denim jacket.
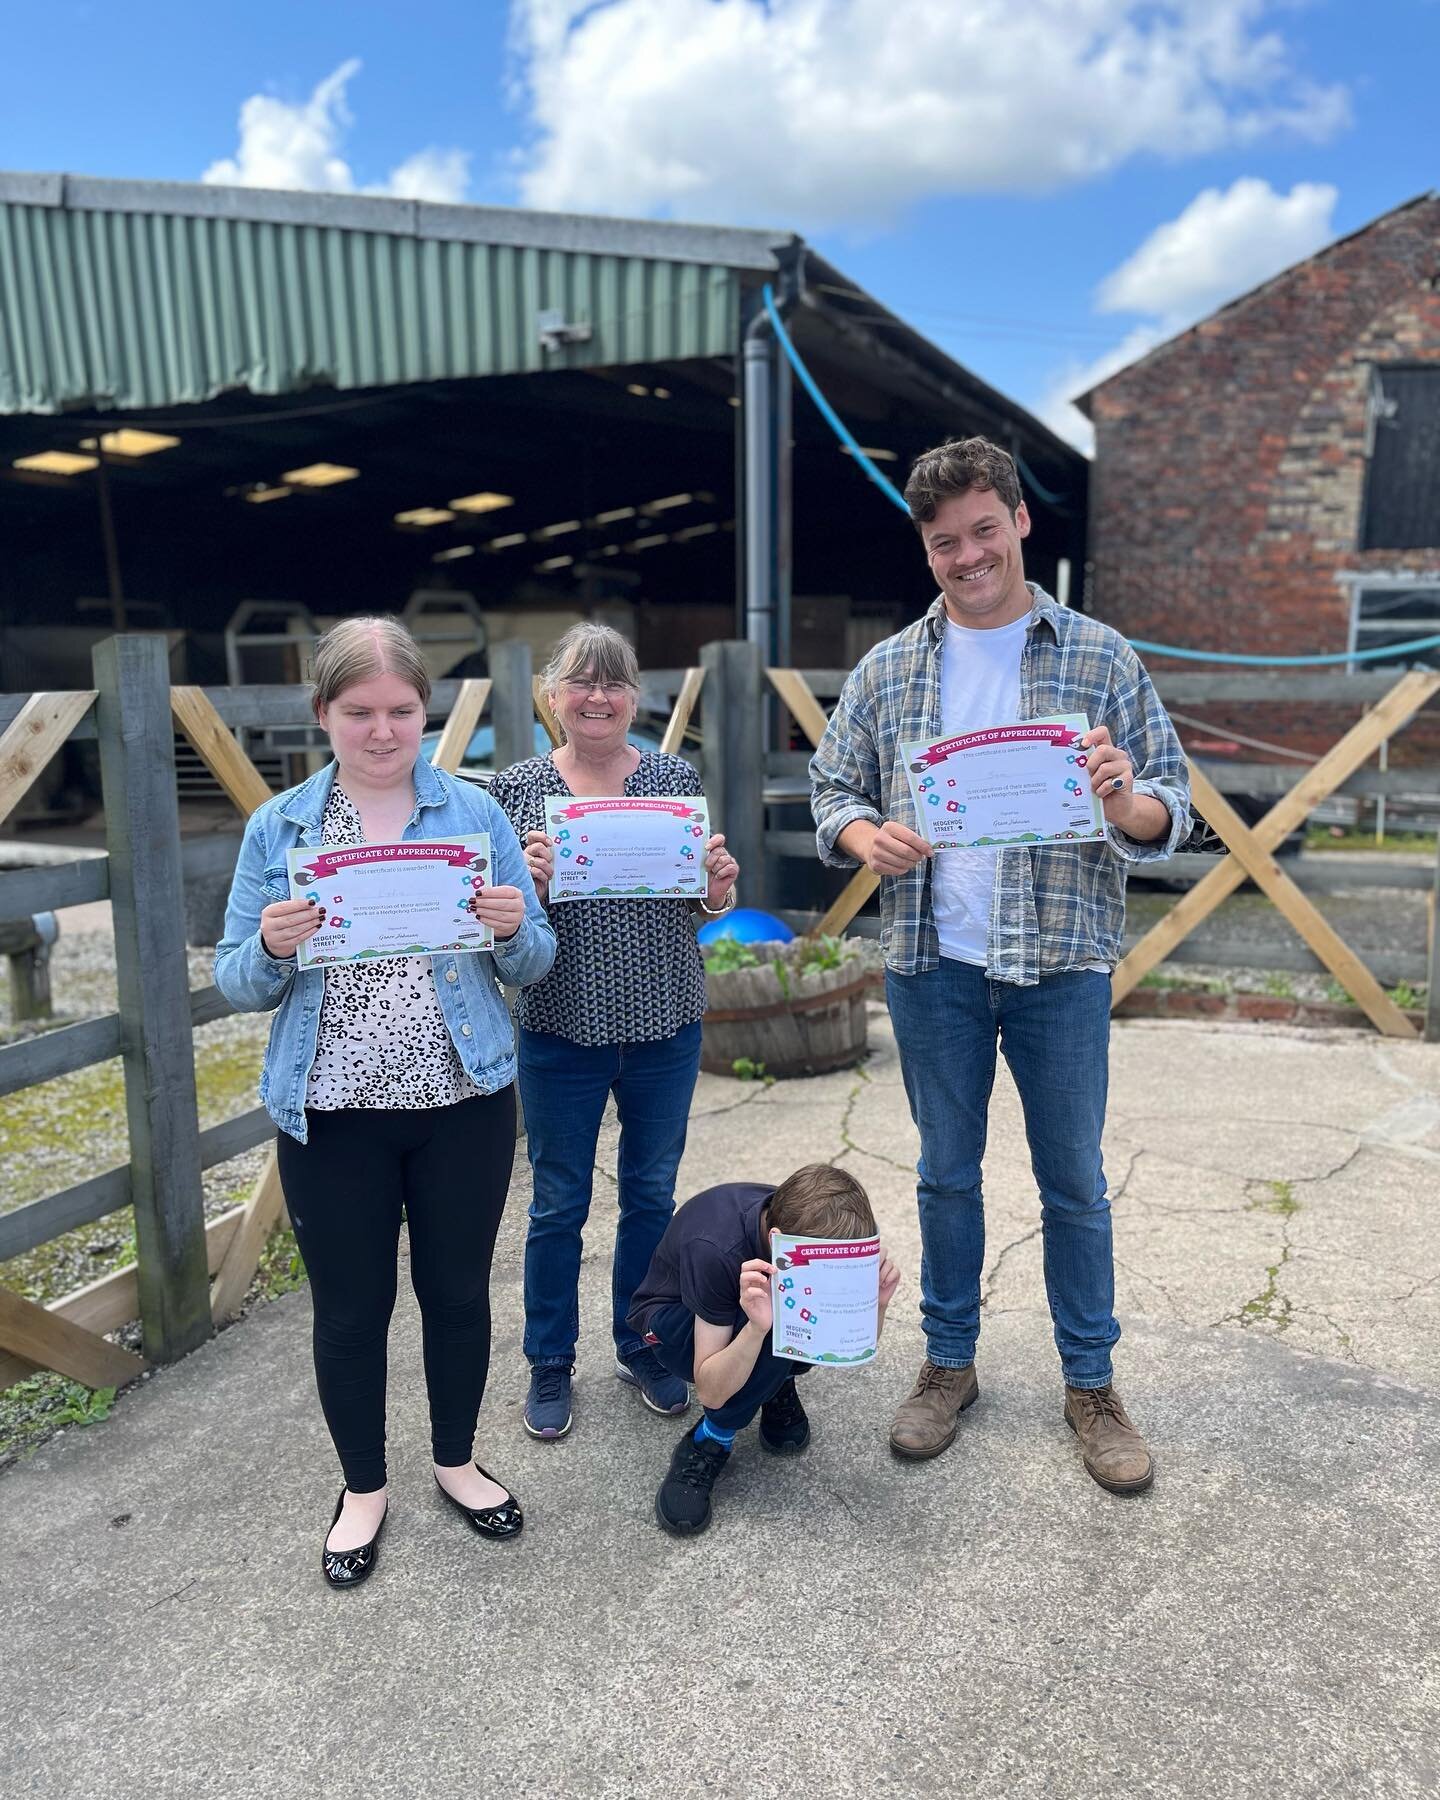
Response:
[215,616,555,1587]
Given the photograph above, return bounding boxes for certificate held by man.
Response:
[544,795,710,901]
[286,835,494,968]
[900,712,1106,850]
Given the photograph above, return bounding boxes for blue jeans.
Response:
[644,1301,807,1432]
[520,1021,702,1368]
[885,960,1119,1388]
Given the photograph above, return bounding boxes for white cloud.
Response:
[1037,325,1169,456]
[202,62,471,204]
[1037,178,1340,453]
[508,0,1348,228]
[1096,176,1339,318]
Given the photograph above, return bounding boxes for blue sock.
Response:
[695,1416,736,1450]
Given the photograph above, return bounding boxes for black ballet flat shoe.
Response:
[433,1463,524,1540]
[321,1488,387,1589]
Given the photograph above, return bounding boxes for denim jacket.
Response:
[215,757,556,1142]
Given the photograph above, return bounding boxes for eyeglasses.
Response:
[561,678,633,698]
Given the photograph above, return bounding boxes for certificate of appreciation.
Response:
[544,796,710,902]
[900,713,1105,849]
[769,1231,881,1366]
[286,835,494,968]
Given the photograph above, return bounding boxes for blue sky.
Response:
[2,0,1434,450]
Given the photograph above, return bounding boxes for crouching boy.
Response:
[627,1164,900,1536]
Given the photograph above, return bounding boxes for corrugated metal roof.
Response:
[0,173,788,415]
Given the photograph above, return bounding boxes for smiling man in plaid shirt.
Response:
[810,437,1192,1495]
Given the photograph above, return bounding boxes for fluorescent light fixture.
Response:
[486,532,528,551]
[450,491,514,514]
[591,506,636,526]
[433,544,476,563]
[625,534,669,552]
[726,395,741,408]
[13,450,98,475]
[244,483,292,504]
[594,544,622,557]
[840,445,899,462]
[394,507,455,527]
[537,555,575,572]
[625,383,650,398]
[80,429,180,457]
[534,519,582,540]
[642,493,693,514]
[673,522,720,541]
[652,387,672,400]
[282,462,360,487]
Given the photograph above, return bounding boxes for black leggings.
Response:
[276,1089,517,1492]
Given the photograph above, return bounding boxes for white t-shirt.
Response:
[931,613,1027,966]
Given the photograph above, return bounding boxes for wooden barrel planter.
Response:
[700,940,880,1078]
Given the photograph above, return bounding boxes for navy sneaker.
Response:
[615,1346,691,1416]
[655,1426,730,1536]
[524,1364,573,1440]
[759,1377,811,1454]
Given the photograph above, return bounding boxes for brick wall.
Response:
[1086,195,1440,762]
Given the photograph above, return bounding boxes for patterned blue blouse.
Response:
[487,751,707,1047]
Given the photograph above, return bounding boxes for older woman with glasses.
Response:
[488,622,738,1440]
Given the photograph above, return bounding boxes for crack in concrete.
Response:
[1213,1179,1299,1337]
[981,1224,1042,1309]
[837,1059,917,1177]
[1112,1252,1185,1321]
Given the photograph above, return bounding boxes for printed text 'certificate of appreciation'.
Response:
[545,796,709,902]
[900,713,1105,850]
[287,836,493,968]
[770,1232,880,1366]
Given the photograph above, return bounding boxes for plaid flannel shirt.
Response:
[809,586,1193,982]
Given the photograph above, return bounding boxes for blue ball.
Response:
[697,907,795,946]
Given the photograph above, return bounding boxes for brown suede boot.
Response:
[1063,1384,1154,1495]
[889,1360,979,1460]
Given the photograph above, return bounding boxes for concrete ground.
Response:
[4,1008,1439,1800]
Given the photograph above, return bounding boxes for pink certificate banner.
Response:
[907,720,1083,770]
[552,798,703,822]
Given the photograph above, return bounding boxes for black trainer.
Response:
[655,1426,730,1536]
[758,1378,811,1455]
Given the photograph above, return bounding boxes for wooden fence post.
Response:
[92,636,211,1363]
[491,640,536,773]
[1428,832,1440,1045]
[701,640,765,907]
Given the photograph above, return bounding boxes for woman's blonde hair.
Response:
[309,615,432,719]
[540,621,640,701]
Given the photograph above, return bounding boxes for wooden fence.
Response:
[2,633,1438,1393]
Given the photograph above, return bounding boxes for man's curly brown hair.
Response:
[902,436,1023,528]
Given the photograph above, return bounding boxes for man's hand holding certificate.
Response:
[900,712,1106,850]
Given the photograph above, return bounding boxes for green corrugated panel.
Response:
[0,200,742,414]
